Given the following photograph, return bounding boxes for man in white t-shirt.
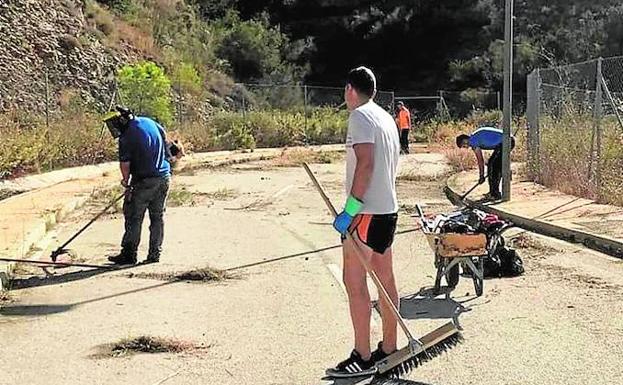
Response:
[326,67,401,378]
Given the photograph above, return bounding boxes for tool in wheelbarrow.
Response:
[50,190,126,262]
[303,163,462,378]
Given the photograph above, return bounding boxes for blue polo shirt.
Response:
[469,127,503,150]
[119,117,171,180]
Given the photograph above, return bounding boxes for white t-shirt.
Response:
[345,100,400,214]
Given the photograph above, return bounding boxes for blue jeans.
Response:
[121,176,170,257]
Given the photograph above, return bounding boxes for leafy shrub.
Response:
[117,61,173,126]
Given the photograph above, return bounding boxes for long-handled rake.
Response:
[50,192,126,262]
[303,163,463,378]
[459,172,490,201]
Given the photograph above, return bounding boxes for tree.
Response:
[216,13,292,82]
[117,61,174,126]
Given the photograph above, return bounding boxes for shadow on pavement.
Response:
[321,375,434,385]
[398,288,471,329]
[10,263,143,291]
[0,280,175,317]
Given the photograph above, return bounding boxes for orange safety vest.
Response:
[396,108,411,130]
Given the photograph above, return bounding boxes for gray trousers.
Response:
[121,176,170,257]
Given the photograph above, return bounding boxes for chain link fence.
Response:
[527,56,623,204]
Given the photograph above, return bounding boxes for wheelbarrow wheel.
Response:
[446,263,460,288]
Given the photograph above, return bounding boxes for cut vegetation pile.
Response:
[93,336,207,358]
[127,267,230,282]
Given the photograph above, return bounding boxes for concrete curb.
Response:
[0,145,344,290]
[444,177,623,259]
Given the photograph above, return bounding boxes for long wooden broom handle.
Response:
[303,163,415,341]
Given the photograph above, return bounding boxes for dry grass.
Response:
[116,21,160,58]
[442,148,478,172]
[167,185,234,207]
[127,267,230,282]
[92,335,208,358]
[271,148,343,167]
[510,233,558,254]
[204,188,237,200]
[397,171,450,182]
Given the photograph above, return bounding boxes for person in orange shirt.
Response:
[395,101,411,154]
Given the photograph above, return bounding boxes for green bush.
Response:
[117,61,173,126]
[216,13,288,82]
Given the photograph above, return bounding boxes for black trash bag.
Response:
[465,247,524,278]
[483,254,502,278]
[499,247,525,277]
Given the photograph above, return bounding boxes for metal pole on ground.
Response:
[501,0,514,201]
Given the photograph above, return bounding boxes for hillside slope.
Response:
[0,0,140,113]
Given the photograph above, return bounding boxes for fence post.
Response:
[526,71,535,176]
[303,85,308,137]
[535,69,541,179]
[497,91,501,110]
[44,68,50,128]
[593,57,604,195]
[589,58,603,196]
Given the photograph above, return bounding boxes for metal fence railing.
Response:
[526,56,623,204]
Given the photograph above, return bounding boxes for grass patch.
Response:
[127,267,230,282]
[167,186,196,207]
[271,148,343,167]
[92,335,208,358]
[90,185,125,213]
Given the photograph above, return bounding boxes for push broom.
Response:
[303,163,463,378]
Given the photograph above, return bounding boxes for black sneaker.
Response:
[370,342,395,363]
[325,350,377,378]
[108,251,137,265]
[144,254,160,264]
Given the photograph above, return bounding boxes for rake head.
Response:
[376,321,463,378]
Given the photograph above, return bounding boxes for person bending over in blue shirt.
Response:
[103,106,182,265]
[456,126,515,201]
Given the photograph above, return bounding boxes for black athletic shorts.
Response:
[342,213,398,254]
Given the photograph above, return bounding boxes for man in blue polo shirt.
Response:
[456,126,515,201]
[103,106,180,265]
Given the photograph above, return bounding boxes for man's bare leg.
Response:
[342,236,373,360]
[371,247,398,353]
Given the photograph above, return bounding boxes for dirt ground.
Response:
[1,152,622,385]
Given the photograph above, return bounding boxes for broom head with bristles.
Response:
[376,321,463,378]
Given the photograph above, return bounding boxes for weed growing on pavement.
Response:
[90,185,125,213]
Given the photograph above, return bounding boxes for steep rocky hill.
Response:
[0,0,140,113]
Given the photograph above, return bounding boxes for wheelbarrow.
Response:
[416,205,488,297]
